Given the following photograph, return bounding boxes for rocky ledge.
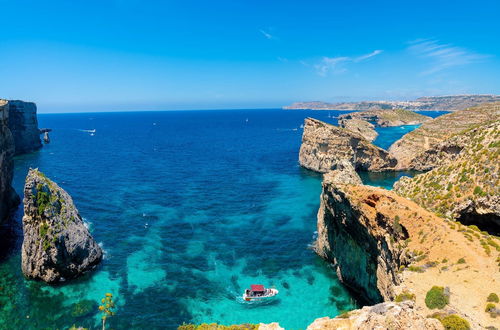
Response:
[389,102,500,170]
[21,168,102,283]
[299,117,396,172]
[307,301,441,330]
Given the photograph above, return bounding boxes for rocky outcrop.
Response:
[7,100,42,155]
[21,168,102,283]
[338,118,378,142]
[299,118,396,173]
[306,301,442,330]
[389,102,500,170]
[315,180,415,303]
[0,100,20,222]
[394,120,500,233]
[339,109,431,128]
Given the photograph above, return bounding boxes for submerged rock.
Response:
[21,168,102,283]
[299,118,396,173]
[307,301,442,330]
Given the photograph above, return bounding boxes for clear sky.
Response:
[1,0,499,112]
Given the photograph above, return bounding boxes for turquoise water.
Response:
[0,109,446,329]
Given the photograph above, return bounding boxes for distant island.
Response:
[283,94,500,111]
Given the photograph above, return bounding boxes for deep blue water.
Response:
[0,109,446,329]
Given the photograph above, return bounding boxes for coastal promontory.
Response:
[299,117,396,172]
[21,168,102,283]
[6,100,42,155]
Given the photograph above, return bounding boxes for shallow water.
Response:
[0,109,446,329]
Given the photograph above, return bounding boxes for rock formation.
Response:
[394,120,500,234]
[299,118,396,173]
[306,301,442,330]
[7,100,43,155]
[389,102,500,170]
[315,180,416,303]
[0,100,20,223]
[21,168,102,283]
[315,174,500,328]
[338,118,378,142]
[339,109,431,128]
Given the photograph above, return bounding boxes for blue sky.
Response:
[1,0,499,112]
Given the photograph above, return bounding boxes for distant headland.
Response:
[283,94,500,111]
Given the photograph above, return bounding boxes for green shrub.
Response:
[439,314,470,330]
[408,265,424,273]
[337,311,350,319]
[487,293,499,303]
[425,286,449,309]
[485,303,496,312]
[457,258,466,264]
[395,291,416,302]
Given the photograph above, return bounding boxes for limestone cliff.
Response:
[21,169,102,283]
[315,179,414,303]
[338,109,431,128]
[389,102,500,170]
[0,100,20,222]
[338,118,378,142]
[394,120,500,233]
[316,172,500,328]
[306,301,442,330]
[7,100,42,155]
[299,118,396,173]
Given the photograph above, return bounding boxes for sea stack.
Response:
[21,168,102,283]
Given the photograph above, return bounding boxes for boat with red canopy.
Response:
[243,284,278,301]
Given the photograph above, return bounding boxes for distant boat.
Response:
[243,284,278,301]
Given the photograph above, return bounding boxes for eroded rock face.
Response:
[338,118,378,142]
[389,102,500,170]
[306,301,442,330]
[21,169,102,283]
[7,100,42,155]
[0,100,20,222]
[338,109,431,128]
[299,118,396,173]
[315,182,412,303]
[394,120,500,233]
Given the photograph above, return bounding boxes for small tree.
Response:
[99,293,115,330]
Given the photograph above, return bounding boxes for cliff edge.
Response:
[7,100,42,155]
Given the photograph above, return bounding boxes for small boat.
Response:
[243,284,278,301]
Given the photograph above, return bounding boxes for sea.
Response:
[0,109,447,329]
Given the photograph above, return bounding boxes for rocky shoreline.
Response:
[290,102,500,329]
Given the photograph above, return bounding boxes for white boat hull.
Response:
[243,288,279,301]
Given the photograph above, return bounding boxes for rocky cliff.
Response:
[299,118,396,173]
[339,109,431,128]
[394,120,500,233]
[389,102,500,170]
[315,168,500,328]
[21,169,102,283]
[7,100,42,155]
[306,301,442,330]
[0,101,20,222]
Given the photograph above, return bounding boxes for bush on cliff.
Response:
[438,314,471,330]
[487,293,499,303]
[395,291,416,302]
[425,286,449,309]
